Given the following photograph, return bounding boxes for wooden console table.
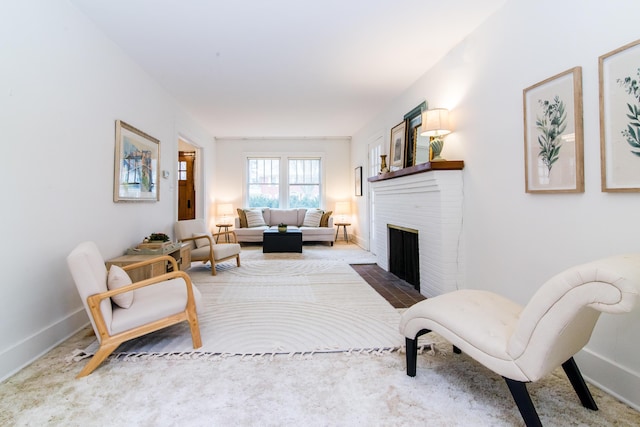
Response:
[106,243,191,282]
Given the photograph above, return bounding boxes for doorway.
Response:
[178,150,196,220]
[368,134,383,254]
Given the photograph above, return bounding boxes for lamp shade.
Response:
[421,108,451,137]
[217,203,234,216]
[335,201,351,216]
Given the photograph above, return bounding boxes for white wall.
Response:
[214,138,351,220]
[352,0,640,408]
[0,0,213,380]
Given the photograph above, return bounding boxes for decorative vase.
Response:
[278,225,287,233]
[380,154,389,174]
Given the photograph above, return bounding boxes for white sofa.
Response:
[234,208,335,245]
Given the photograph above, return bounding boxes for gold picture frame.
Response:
[599,39,640,192]
[114,120,160,202]
[523,67,584,193]
[389,121,406,169]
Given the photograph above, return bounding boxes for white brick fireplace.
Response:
[369,164,464,297]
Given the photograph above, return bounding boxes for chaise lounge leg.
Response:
[453,345,461,354]
[405,329,431,377]
[562,357,598,410]
[406,337,418,377]
[504,378,542,427]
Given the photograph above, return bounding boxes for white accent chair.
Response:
[175,219,241,275]
[67,241,202,378]
[399,254,640,427]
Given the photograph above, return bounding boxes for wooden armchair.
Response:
[175,219,241,275]
[67,241,202,377]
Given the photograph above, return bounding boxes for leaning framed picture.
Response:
[599,39,640,192]
[114,120,160,202]
[389,121,406,169]
[523,67,584,193]
[354,166,362,196]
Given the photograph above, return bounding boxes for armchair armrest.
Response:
[211,230,238,243]
[87,268,198,343]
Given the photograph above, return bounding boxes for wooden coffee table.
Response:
[263,229,303,253]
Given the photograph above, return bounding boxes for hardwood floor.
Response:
[351,263,426,308]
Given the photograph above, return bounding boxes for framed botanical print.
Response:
[523,67,584,193]
[599,39,640,192]
[114,120,160,202]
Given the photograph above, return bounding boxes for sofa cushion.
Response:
[192,232,212,248]
[245,209,267,227]
[320,210,333,227]
[303,208,324,227]
[237,208,248,228]
[107,265,134,309]
[270,209,300,226]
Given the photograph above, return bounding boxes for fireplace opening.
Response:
[388,225,420,292]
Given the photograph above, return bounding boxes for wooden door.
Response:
[178,151,196,220]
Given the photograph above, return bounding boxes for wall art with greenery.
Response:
[523,67,584,193]
[599,38,640,192]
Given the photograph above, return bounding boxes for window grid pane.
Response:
[288,158,320,208]
[248,158,280,208]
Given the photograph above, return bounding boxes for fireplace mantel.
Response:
[369,164,464,297]
[368,160,464,183]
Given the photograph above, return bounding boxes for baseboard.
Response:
[575,348,640,411]
[0,308,88,382]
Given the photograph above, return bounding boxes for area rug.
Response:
[76,246,405,360]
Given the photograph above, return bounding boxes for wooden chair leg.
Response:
[562,357,598,410]
[187,311,202,349]
[210,261,217,275]
[76,341,120,378]
[504,378,542,427]
[236,255,241,267]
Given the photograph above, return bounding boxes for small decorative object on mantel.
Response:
[380,154,389,174]
[277,223,287,233]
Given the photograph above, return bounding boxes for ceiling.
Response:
[70,0,506,138]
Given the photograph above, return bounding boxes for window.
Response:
[246,156,322,208]
[288,159,320,208]
[247,158,280,207]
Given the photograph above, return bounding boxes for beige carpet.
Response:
[1,244,639,426]
[76,246,401,358]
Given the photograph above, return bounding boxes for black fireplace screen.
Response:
[388,225,420,291]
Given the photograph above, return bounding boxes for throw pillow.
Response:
[107,265,134,309]
[302,208,324,227]
[237,208,248,228]
[245,209,267,228]
[320,210,333,227]
[192,232,212,248]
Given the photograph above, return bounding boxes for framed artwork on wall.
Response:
[389,121,406,169]
[114,120,160,202]
[403,101,427,168]
[523,67,584,193]
[354,166,362,196]
[599,38,640,192]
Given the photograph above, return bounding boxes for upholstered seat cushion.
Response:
[400,290,523,360]
[110,278,202,335]
[212,243,242,260]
